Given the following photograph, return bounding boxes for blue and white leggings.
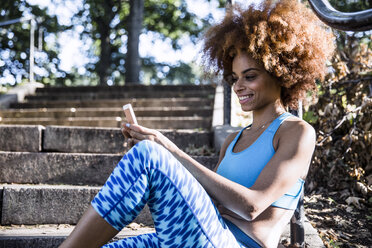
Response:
[91,140,259,248]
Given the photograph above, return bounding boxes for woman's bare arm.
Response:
[124,120,315,221]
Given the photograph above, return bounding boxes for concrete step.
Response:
[35,85,215,94]
[0,152,218,185]
[42,126,213,154]
[9,98,213,109]
[0,125,44,152]
[25,90,215,101]
[0,125,213,153]
[0,217,326,248]
[0,184,153,225]
[0,106,212,118]
[0,116,211,129]
[0,225,155,248]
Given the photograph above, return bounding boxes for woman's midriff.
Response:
[221,206,295,248]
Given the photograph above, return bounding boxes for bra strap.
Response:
[267,112,293,132]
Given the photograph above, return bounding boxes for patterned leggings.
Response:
[91,140,254,248]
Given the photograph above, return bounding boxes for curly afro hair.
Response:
[202,0,336,109]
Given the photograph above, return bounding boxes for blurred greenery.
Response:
[302,110,318,124]
[73,0,225,85]
[0,0,68,86]
[0,0,227,87]
[0,0,370,88]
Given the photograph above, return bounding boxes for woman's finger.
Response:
[129,129,155,142]
[127,123,155,136]
[125,123,158,141]
[122,123,133,138]
[121,128,130,139]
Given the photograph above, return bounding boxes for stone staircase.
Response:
[0,85,218,247]
[0,84,325,247]
[0,85,215,129]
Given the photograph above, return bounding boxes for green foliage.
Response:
[303,110,318,124]
[69,0,224,85]
[1,0,227,86]
[0,0,67,86]
[143,0,204,49]
[328,0,371,12]
[141,56,209,85]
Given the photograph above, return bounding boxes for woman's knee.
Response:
[134,140,163,151]
[134,139,156,149]
[122,140,170,169]
[130,139,183,175]
[132,140,169,159]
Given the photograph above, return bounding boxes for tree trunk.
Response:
[94,0,115,86]
[125,0,144,84]
[97,26,111,85]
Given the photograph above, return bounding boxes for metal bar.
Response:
[38,26,43,51]
[290,191,305,246]
[0,16,37,83]
[307,0,372,31]
[29,19,36,82]
[0,16,34,27]
[223,0,233,125]
[289,100,305,247]
[223,84,231,125]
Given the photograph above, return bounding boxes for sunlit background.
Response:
[2,0,267,86]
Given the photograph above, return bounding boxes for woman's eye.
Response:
[245,76,255,81]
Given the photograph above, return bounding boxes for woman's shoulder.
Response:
[277,115,316,144]
[285,115,315,132]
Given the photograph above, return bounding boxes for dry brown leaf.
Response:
[345,196,364,209]
[345,206,354,213]
[366,174,372,186]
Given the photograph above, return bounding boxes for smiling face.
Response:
[230,51,282,112]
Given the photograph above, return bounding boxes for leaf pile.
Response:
[305,76,371,198]
[303,34,372,247]
[304,193,372,247]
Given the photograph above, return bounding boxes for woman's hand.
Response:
[121,123,180,154]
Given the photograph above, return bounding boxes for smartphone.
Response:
[123,103,138,125]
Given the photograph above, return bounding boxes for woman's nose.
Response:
[233,77,245,92]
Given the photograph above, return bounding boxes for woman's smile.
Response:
[238,93,254,104]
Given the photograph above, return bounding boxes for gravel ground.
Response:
[304,193,372,248]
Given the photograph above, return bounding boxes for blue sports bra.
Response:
[216,112,304,210]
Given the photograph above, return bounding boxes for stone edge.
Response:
[0,82,44,109]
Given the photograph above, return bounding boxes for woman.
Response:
[59,0,335,247]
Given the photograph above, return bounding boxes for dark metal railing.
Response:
[224,0,233,125]
[289,107,305,247]
[0,16,43,83]
[308,0,372,31]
